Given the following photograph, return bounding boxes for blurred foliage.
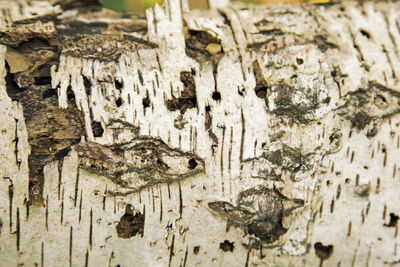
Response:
[102,0,162,11]
[102,0,330,12]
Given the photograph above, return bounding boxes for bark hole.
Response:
[314,242,333,263]
[253,61,269,101]
[212,91,221,101]
[385,213,399,227]
[142,94,150,109]
[91,121,104,137]
[188,158,198,169]
[115,97,123,107]
[219,240,234,252]
[115,79,123,90]
[296,58,304,65]
[116,204,144,239]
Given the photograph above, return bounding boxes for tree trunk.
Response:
[1,0,400,266]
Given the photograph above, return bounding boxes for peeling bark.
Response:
[1,0,400,266]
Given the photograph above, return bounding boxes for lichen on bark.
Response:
[1,0,400,266]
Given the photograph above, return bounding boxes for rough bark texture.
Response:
[1,0,400,266]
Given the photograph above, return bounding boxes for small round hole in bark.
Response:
[142,97,150,109]
[212,91,221,101]
[296,58,304,65]
[91,121,104,137]
[255,87,267,98]
[188,158,198,169]
[219,240,234,252]
[205,105,211,112]
[115,79,123,90]
[116,98,123,107]
[193,246,200,254]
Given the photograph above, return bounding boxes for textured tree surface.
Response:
[1,0,400,266]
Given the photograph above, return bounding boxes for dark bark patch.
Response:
[83,76,92,96]
[337,81,400,131]
[4,46,85,204]
[76,138,205,194]
[42,89,57,98]
[5,63,25,100]
[142,94,151,109]
[185,28,224,78]
[351,111,372,129]
[52,0,102,10]
[247,218,287,243]
[34,76,52,86]
[115,79,123,90]
[208,187,304,244]
[253,61,269,102]
[314,242,333,262]
[91,121,104,137]
[54,147,71,160]
[385,213,399,227]
[219,240,234,252]
[268,82,318,124]
[61,21,108,35]
[166,71,197,114]
[258,29,285,36]
[116,204,144,238]
[263,145,313,179]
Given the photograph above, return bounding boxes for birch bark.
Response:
[1,0,400,266]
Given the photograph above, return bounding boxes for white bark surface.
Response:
[1,0,400,266]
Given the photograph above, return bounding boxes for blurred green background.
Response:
[102,0,329,12]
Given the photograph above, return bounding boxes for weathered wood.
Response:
[1,0,400,266]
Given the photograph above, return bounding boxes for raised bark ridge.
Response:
[1,0,400,266]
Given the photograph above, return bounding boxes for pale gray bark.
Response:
[1,0,400,266]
